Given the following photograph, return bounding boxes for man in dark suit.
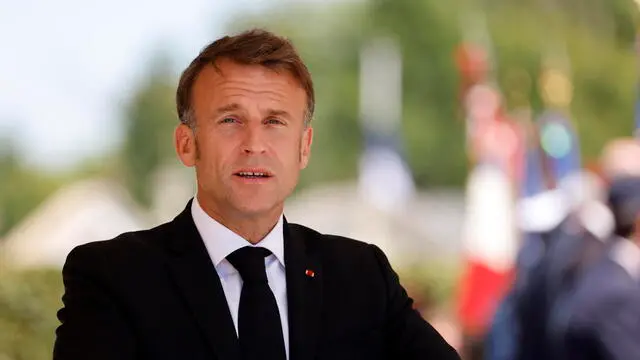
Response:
[53,29,459,360]
[560,176,640,360]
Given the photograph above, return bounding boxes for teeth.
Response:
[238,171,266,177]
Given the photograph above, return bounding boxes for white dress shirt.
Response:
[191,198,289,359]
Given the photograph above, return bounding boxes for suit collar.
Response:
[284,220,323,360]
[190,196,286,268]
[165,200,241,360]
[165,200,324,360]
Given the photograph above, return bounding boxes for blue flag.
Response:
[521,141,545,198]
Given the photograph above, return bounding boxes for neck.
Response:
[196,194,282,244]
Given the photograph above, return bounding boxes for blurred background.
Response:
[1,0,640,358]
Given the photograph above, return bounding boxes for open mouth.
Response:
[234,171,273,179]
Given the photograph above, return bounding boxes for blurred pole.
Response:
[357,37,415,212]
[356,37,415,264]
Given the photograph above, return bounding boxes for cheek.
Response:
[268,143,295,175]
[195,136,235,173]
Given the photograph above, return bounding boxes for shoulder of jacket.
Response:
[287,222,376,253]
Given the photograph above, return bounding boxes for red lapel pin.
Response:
[305,269,315,278]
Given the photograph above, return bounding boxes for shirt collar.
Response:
[610,237,640,281]
[190,197,285,268]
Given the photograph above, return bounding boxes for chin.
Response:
[236,207,280,219]
[232,200,281,217]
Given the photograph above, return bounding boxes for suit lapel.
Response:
[284,220,323,360]
[165,201,240,360]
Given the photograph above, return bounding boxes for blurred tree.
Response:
[0,138,19,235]
[120,54,181,208]
[0,138,66,237]
[370,0,469,187]
[0,269,62,360]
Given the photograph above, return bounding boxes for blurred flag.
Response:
[457,163,518,337]
[520,138,547,198]
[455,42,522,341]
[357,37,415,212]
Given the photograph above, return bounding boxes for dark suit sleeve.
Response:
[594,294,640,360]
[53,245,136,360]
[370,244,460,360]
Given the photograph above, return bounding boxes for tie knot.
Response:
[227,247,271,284]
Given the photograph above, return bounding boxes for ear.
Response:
[299,126,313,170]
[175,124,197,167]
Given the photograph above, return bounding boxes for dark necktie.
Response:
[227,247,286,360]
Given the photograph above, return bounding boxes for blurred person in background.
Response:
[521,172,613,360]
[560,176,640,360]
[514,138,640,360]
[52,29,459,360]
[486,131,614,360]
[600,138,640,180]
[487,171,612,360]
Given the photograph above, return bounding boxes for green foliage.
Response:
[0,142,118,237]
[0,144,66,237]
[371,0,469,187]
[120,56,182,207]
[0,269,62,360]
[398,260,462,309]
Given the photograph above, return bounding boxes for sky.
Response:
[0,0,276,171]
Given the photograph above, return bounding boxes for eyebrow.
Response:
[212,103,293,120]
[265,109,292,120]
[213,103,242,117]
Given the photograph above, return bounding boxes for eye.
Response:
[220,117,237,124]
[266,118,285,125]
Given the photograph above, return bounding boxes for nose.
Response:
[241,124,267,155]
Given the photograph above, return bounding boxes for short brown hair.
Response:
[176,29,315,128]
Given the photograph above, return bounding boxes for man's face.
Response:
[175,59,313,219]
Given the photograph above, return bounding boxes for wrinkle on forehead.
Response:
[193,62,306,120]
[203,60,302,94]
[217,81,292,101]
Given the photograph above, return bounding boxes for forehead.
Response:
[191,59,307,113]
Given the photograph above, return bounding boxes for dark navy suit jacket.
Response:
[53,200,459,360]
[563,239,640,360]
